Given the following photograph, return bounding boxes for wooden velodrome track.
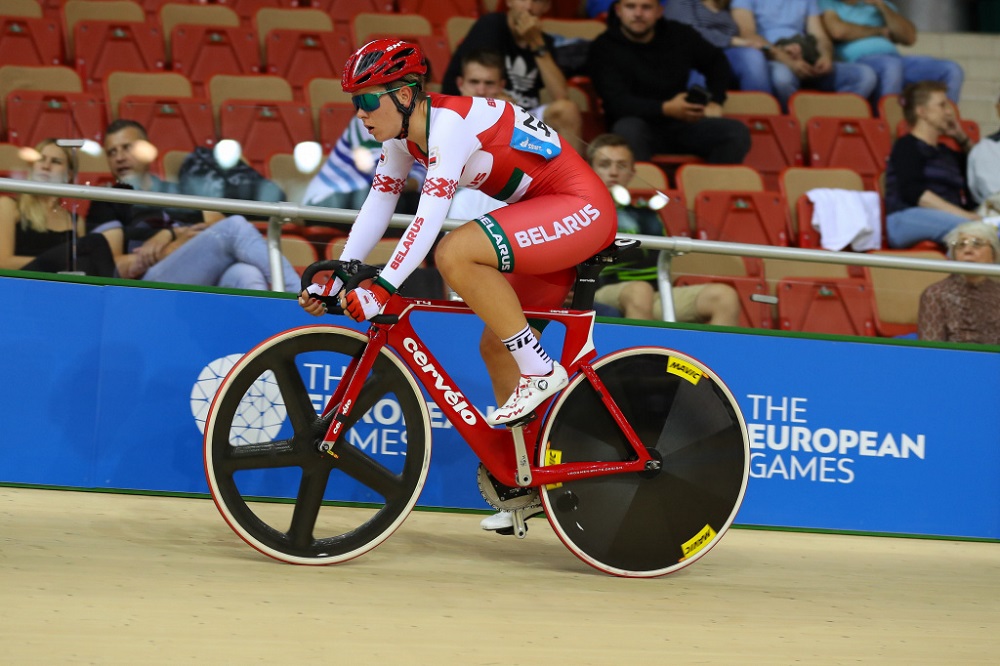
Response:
[1,487,997,664]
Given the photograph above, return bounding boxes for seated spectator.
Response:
[588,133,741,325]
[729,0,877,109]
[664,0,758,89]
[86,119,204,236]
[968,91,1000,210]
[0,139,113,276]
[86,119,300,291]
[884,81,980,248]
[586,0,751,163]
[819,0,963,105]
[100,215,300,292]
[448,49,511,221]
[441,0,585,154]
[918,221,1000,344]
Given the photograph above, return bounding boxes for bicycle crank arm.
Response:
[510,508,529,539]
[511,425,533,487]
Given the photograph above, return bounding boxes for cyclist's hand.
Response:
[343,282,390,322]
[299,277,343,316]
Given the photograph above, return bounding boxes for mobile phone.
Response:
[685,84,710,106]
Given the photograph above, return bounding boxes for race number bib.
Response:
[510,106,562,160]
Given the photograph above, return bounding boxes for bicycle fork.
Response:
[316,330,387,457]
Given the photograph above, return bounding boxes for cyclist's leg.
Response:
[437,192,614,423]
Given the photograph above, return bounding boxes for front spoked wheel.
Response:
[204,325,431,565]
[538,348,749,577]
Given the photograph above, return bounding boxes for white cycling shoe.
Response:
[486,363,568,426]
[480,505,545,532]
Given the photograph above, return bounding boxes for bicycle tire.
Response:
[204,325,431,565]
[538,347,749,578]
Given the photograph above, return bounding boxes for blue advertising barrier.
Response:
[2,276,998,540]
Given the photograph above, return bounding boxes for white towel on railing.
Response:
[806,188,882,251]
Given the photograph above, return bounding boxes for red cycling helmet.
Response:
[342,39,428,93]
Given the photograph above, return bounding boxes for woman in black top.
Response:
[0,139,83,270]
[884,80,981,248]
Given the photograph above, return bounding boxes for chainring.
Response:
[476,464,541,511]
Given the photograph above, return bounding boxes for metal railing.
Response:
[5,177,999,312]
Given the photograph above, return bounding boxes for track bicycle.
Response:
[203,239,750,577]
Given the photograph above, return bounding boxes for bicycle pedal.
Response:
[504,412,537,429]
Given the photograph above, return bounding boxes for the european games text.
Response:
[746,394,926,484]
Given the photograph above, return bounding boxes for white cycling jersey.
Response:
[340,92,614,297]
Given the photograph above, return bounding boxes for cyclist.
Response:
[300,39,617,426]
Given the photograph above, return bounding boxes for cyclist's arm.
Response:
[338,139,415,264]
[377,117,477,291]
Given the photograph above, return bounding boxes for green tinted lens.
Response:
[352,93,381,112]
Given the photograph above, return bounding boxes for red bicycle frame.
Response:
[318,293,655,488]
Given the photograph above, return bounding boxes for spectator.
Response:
[819,0,963,105]
[448,49,511,222]
[967,91,1000,208]
[87,119,204,237]
[729,0,877,109]
[441,0,586,154]
[589,133,741,325]
[918,221,1000,344]
[884,81,979,248]
[0,139,112,275]
[664,0,760,90]
[100,215,300,292]
[87,119,300,291]
[586,0,751,163]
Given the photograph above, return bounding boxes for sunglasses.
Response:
[351,83,417,113]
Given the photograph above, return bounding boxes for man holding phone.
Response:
[587,0,750,163]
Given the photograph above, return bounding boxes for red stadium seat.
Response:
[0,16,62,67]
[396,0,479,32]
[279,233,319,276]
[72,20,166,92]
[169,25,260,97]
[218,99,314,173]
[119,95,216,153]
[806,117,891,190]
[317,101,355,153]
[281,0,396,27]
[264,29,352,98]
[728,114,803,191]
[776,277,875,336]
[626,189,689,237]
[693,190,791,246]
[5,90,105,146]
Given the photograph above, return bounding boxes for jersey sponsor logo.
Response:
[513,203,601,248]
[476,215,513,272]
[390,216,423,270]
[402,337,478,425]
[372,173,404,194]
[423,176,457,199]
